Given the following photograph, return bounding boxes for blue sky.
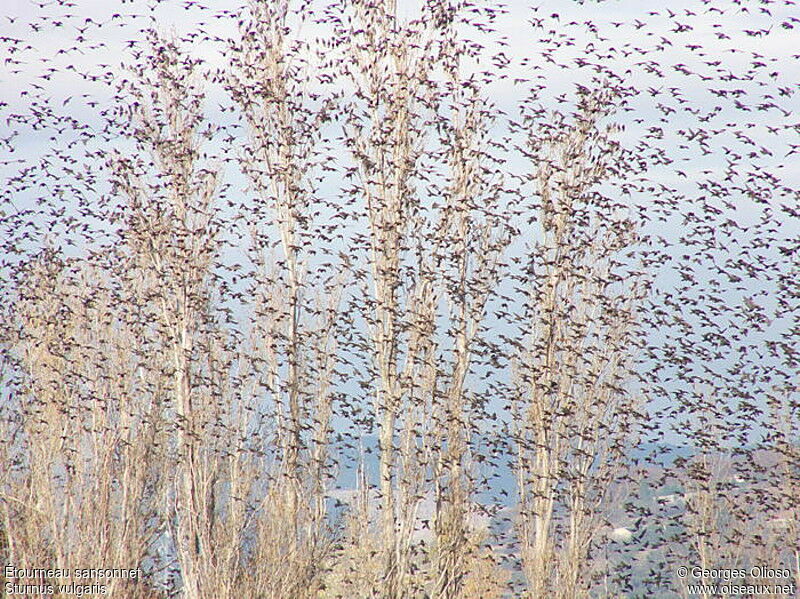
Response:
[2,0,798,449]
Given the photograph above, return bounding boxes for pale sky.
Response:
[2,0,798,447]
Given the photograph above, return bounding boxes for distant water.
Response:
[330,434,695,507]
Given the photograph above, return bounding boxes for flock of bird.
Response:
[1,0,798,597]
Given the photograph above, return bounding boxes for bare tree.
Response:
[223,1,340,595]
[111,32,236,599]
[334,2,509,597]
[511,89,645,599]
[0,252,166,598]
